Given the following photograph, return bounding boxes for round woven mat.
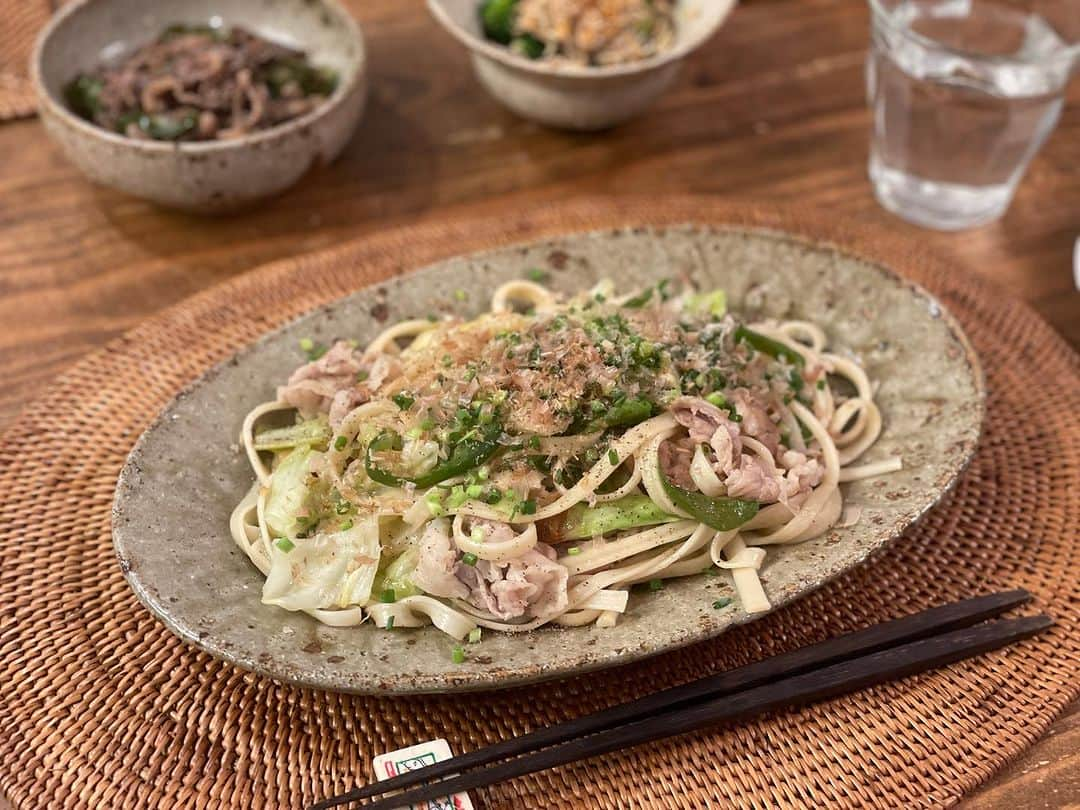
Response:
[1,197,1077,810]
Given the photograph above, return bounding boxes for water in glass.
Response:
[867,0,1077,230]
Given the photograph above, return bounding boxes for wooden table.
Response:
[0,0,1076,806]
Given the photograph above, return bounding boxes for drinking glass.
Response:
[866,0,1078,230]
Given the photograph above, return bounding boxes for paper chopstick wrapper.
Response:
[372,739,476,810]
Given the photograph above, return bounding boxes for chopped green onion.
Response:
[705,391,728,408]
[607,449,619,465]
[405,427,423,439]
[379,589,396,603]
[420,417,436,431]
[470,527,485,543]
[451,644,466,664]
[299,337,314,352]
[333,435,348,451]
[386,615,395,630]
[712,597,733,609]
[340,519,353,531]
[817,378,827,390]
[461,552,478,566]
[477,466,490,481]
[446,486,468,510]
[356,370,369,382]
[392,392,415,410]
[468,627,482,644]
[567,546,582,556]
[634,340,657,362]
[454,289,467,301]
[481,488,503,505]
[520,499,537,515]
[648,579,664,591]
[466,483,484,498]
[425,489,446,516]
[275,537,295,553]
[527,268,548,283]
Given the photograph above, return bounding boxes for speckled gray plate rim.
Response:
[112,224,985,694]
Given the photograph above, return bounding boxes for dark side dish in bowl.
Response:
[64,24,339,142]
[478,0,677,66]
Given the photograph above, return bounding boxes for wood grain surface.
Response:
[0,0,1076,807]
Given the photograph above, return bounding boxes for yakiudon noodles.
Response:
[231,278,901,644]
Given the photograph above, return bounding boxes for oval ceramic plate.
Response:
[113,225,984,694]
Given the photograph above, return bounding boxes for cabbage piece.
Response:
[254,417,331,452]
[372,547,421,600]
[264,447,314,539]
[262,517,382,611]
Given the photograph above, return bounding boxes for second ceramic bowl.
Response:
[31,0,367,212]
[427,0,736,131]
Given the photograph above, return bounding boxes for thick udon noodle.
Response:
[230,280,900,640]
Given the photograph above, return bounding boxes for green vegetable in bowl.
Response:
[511,33,544,59]
[63,76,103,119]
[263,57,338,99]
[479,0,519,45]
[160,23,226,42]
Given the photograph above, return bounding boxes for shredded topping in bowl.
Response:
[480,0,677,65]
[64,24,338,141]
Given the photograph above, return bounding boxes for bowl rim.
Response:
[29,0,367,154]
[426,0,736,79]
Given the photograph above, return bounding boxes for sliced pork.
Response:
[670,396,741,471]
[410,519,469,601]
[724,455,783,503]
[730,388,781,457]
[456,543,569,621]
[277,340,365,417]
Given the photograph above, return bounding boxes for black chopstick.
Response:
[311,589,1032,810]
[318,612,1051,810]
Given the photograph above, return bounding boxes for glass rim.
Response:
[866,0,1080,69]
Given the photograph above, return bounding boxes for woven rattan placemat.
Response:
[0,0,49,121]
[1,198,1077,809]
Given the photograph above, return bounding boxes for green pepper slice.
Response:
[365,427,502,489]
[557,494,678,541]
[734,326,805,368]
[588,397,654,432]
[659,468,759,531]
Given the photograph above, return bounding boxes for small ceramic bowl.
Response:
[31,0,367,212]
[427,0,736,131]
